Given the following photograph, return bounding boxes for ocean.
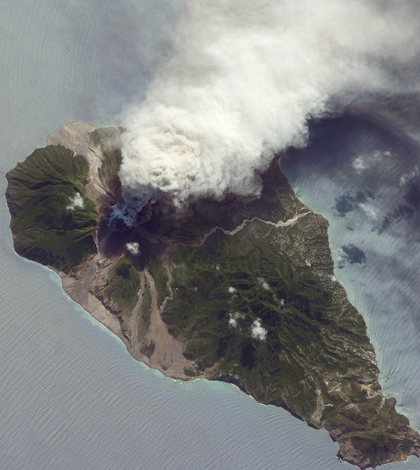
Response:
[1,1,419,469]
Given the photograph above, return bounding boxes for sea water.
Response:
[1,1,419,469]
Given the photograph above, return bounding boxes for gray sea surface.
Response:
[1,1,419,469]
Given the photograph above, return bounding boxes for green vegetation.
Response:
[6,145,98,272]
[7,131,419,468]
[164,218,363,406]
[162,210,418,468]
[138,284,152,340]
[105,256,141,315]
[149,260,170,308]
[103,255,141,340]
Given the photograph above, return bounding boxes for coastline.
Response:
[6,121,420,469]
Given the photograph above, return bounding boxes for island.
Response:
[6,121,420,469]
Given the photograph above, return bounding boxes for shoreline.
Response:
[6,120,420,469]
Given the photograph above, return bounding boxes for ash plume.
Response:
[119,0,420,214]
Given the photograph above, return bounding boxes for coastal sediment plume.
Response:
[119,0,420,214]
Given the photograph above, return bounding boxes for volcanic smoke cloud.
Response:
[119,0,420,212]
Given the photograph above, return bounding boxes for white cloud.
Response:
[251,318,267,341]
[228,311,244,328]
[126,242,140,255]
[399,165,419,186]
[352,150,390,174]
[359,202,379,220]
[66,193,84,211]
[352,156,366,173]
[257,277,270,291]
[119,0,420,211]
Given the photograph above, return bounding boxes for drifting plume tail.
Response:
[119,0,420,214]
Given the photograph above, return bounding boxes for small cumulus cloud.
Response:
[352,150,390,175]
[399,165,419,187]
[272,294,285,308]
[359,202,379,220]
[352,156,366,173]
[257,277,270,291]
[228,311,244,328]
[66,193,84,211]
[251,318,267,341]
[126,242,140,255]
